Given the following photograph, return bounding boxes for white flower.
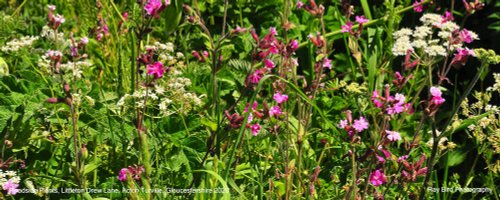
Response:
[392,36,413,56]
[420,13,442,27]
[424,45,447,57]
[1,35,39,52]
[414,26,432,39]
[393,28,413,39]
[411,39,427,49]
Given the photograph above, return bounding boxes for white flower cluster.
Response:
[392,13,479,57]
[1,36,39,53]
[40,25,65,44]
[60,60,92,79]
[146,42,185,68]
[486,73,500,93]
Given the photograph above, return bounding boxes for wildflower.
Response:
[430,87,445,105]
[269,27,278,36]
[392,36,414,56]
[147,61,165,78]
[322,58,332,69]
[2,180,18,195]
[269,106,282,118]
[369,170,387,186]
[338,120,348,129]
[250,124,261,136]
[413,0,424,13]
[442,11,454,23]
[386,130,402,141]
[371,91,384,108]
[264,59,275,69]
[80,37,89,44]
[353,117,369,132]
[460,29,478,43]
[355,15,369,24]
[296,0,304,9]
[289,39,299,52]
[144,0,168,18]
[451,47,475,67]
[273,92,289,104]
[341,21,353,33]
[117,168,128,181]
[398,155,409,162]
[249,70,263,84]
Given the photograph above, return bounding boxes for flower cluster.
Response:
[247,27,299,86]
[118,165,145,182]
[341,15,369,37]
[392,13,478,57]
[144,0,170,18]
[371,85,412,115]
[1,36,39,53]
[0,170,20,195]
[47,5,65,30]
[338,110,369,137]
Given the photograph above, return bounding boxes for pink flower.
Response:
[269,106,282,117]
[460,29,476,43]
[322,58,332,69]
[2,180,19,195]
[80,37,89,44]
[264,59,275,69]
[451,47,475,67]
[247,113,254,123]
[269,27,278,36]
[353,117,369,132]
[338,119,348,129]
[273,92,289,104]
[118,168,128,181]
[147,61,165,78]
[386,130,402,141]
[430,86,445,105]
[341,21,353,33]
[250,124,261,136]
[249,70,262,84]
[296,0,304,9]
[413,0,424,13]
[442,11,454,22]
[430,87,442,97]
[144,0,166,18]
[398,155,409,162]
[371,91,383,108]
[369,170,387,186]
[289,39,299,52]
[355,15,369,24]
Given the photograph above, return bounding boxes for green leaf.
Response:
[446,150,467,167]
[0,57,8,76]
[201,117,217,132]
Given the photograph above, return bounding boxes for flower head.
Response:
[370,170,387,186]
[264,59,275,69]
[118,168,128,181]
[2,180,19,195]
[250,124,261,136]
[430,86,445,105]
[144,0,167,18]
[355,15,369,24]
[269,106,283,117]
[341,21,353,33]
[322,58,332,69]
[413,0,424,13]
[386,130,402,141]
[353,117,369,132]
[147,61,165,78]
[273,92,289,104]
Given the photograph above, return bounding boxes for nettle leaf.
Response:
[445,150,467,167]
